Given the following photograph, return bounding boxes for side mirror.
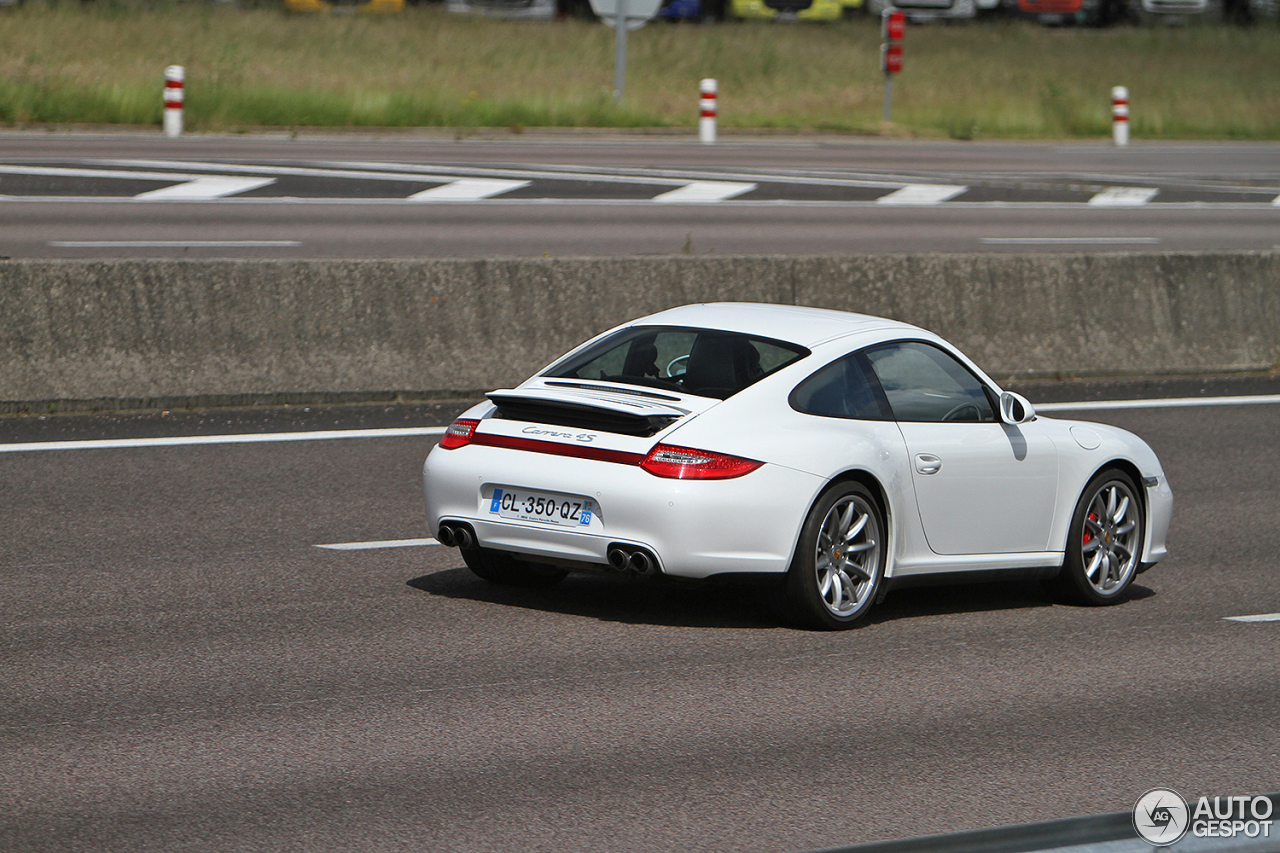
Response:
[999,391,1037,425]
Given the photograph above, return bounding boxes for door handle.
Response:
[915,454,942,475]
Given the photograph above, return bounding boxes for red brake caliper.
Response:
[1083,511,1098,546]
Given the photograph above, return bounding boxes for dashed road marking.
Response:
[315,538,440,550]
[652,181,758,203]
[409,179,531,201]
[133,176,277,200]
[1088,187,1159,206]
[2,161,1276,207]
[876,184,967,205]
[1225,613,1280,623]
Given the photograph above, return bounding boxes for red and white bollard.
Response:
[1112,86,1128,148]
[699,78,717,145]
[164,65,184,138]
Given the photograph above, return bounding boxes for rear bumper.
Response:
[423,444,825,580]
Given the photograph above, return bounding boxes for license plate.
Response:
[489,487,596,528]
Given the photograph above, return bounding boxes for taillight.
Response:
[639,444,763,480]
[438,418,479,450]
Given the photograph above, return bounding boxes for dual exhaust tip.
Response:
[607,545,659,576]
[435,522,474,549]
[438,523,657,577]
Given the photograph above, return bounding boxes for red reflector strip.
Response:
[471,432,646,466]
[450,428,761,479]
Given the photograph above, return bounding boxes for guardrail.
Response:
[1,253,1277,413]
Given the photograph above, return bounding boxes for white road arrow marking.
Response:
[133,176,277,200]
[1088,186,1159,206]
[876,184,967,205]
[409,179,531,201]
[652,181,757,203]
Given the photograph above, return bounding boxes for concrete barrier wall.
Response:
[2,254,1277,411]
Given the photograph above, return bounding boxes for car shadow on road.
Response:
[408,568,785,629]
[866,580,1155,627]
[407,567,1155,630]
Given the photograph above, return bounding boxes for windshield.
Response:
[545,325,809,400]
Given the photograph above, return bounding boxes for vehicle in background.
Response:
[729,0,845,20]
[659,0,705,19]
[1130,0,1218,20]
[866,0,991,22]
[445,0,557,19]
[285,0,404,11]
[1011,0,1113,25]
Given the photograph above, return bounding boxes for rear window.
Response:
[545,326,808,399]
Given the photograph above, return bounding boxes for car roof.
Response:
[633,303,923,349]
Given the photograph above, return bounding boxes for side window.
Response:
[864,341,995,423]
[791,353,892,421]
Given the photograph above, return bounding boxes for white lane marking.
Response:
[1225,613,1280,623]
[982,237,1161,245]
[876,184,967,205]
[324,160,905,190]
[315,538,439,550]
[652,181,758,203]
[0,164,200,182]
[133,176,276,200]
[1273,195,1280,206]
[1088,186,1159,206]
[7,160,1274,205]
[6,395,1277,454]
[0,427,446,453]
[1037,394,1280,412]
[99,159,485,185]
[50,240,300,248]
[4,196,1279,211]
[409,179,531,201]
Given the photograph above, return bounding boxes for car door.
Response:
[864,341,1059,556]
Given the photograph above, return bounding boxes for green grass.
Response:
[1,2,1278,138]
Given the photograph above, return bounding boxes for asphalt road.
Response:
[2,387,1278,853]
[2,132,1278,257]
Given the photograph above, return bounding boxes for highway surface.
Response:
[2,383,1278,852]
[2,132,1278,257]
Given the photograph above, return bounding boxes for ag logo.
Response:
[1134,788,1189,846]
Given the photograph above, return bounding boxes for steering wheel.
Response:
[942,402,981,422]
[665,355,689,379]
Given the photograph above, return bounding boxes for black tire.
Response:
[1053,468,1144,605]
[461,546,568,589]
[785,482,886,630]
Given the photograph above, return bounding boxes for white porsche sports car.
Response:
[423,303,1172,629]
